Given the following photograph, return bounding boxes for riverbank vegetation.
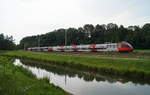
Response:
[20,59,150,84]
[0,56,69,95]
[1,50,150,80]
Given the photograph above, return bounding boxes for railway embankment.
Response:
[1,50,150,80]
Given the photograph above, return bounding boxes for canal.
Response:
[13,59,150,95]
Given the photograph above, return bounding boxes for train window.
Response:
[96,46,105,49]
[117,45,130,48]
[112,45,115,48]
[65,48,69,50]
[72,48,79,50]
[107,45,114,48]
[122,45,130,48]
[107,45,111,48]
[81,47,87,50]
[113,45,116,48]
[107,45,116,48]
[117,45,122,48]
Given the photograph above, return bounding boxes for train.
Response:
[27,42,134,52]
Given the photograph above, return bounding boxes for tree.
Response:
[0,34,16,50]
[91,24,106,44]
[19,23,150,49]
[83,24,95,43]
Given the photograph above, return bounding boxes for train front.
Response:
[117,42,134,52]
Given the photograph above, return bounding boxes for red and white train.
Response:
[28,42,134,52]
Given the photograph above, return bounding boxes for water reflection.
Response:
[13,59,150,95]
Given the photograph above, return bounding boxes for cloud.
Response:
[0,0,150,44]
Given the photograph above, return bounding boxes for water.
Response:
[13,59,150,95]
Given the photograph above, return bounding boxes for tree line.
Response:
[0,34,16,50]
[20,23,150,49]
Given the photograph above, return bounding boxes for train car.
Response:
[27,42,134,52]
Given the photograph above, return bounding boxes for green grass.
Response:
[0,56,69,95]
[1,50,150,79]
[135,49,150,53]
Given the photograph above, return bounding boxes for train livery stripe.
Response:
[89,44,97,52]
[28,42,134,52]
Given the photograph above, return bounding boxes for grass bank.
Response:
[0,56,69,95]
[1,50,150,80]
[135,49,150,54]
[20,59,150,84]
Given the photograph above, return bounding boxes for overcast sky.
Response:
[0,0,150,44]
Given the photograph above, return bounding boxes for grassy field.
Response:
[1,50,150,79]
[0,56,69,95]
[135,49,150,53]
